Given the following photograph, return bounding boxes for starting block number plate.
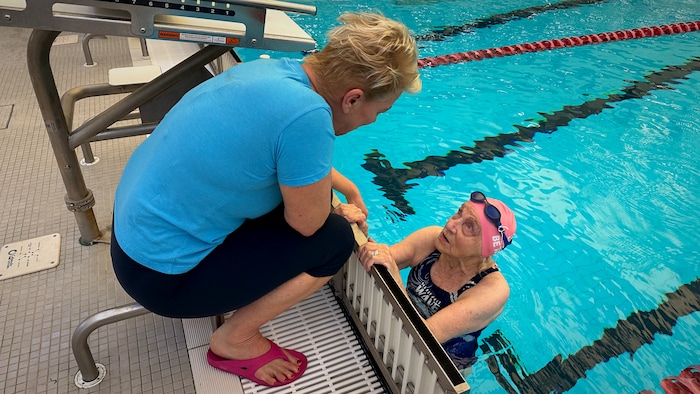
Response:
[1,233,61,280]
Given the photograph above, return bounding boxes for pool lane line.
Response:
[418,21,700,68]
[415,0,610,41]
[480,277,700,393]
[362,56,700,216]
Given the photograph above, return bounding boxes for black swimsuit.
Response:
[406,250,499,369]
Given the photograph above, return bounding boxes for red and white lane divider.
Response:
[417,21,700,68]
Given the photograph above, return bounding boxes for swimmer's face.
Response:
[435,202,483,258]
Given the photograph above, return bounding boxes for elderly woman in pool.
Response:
[358,191,516,371]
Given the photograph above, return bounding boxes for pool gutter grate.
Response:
[240,285,386,394]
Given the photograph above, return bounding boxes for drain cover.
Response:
[1,233,61,280]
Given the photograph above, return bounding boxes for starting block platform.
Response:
[0,0,316,52]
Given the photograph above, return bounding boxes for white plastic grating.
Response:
[240,285,387,394]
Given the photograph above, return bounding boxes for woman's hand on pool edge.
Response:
[333,203,368,235]
[358,242,401,279]
[345,194,368,218]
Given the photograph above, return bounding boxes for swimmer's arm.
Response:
[425,274,510,343]
[389,226,443,269]
[280,173,332,237]
[358,226,439,284]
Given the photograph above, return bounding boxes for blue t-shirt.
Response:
[407,251,500,370]
[114,58,334,274]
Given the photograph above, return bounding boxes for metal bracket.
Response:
[64,189,95,213]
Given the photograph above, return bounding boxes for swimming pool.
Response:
[243,1,700,392]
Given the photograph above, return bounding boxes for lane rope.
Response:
[417,21,700,68]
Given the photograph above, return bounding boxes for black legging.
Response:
[111,204,354,318]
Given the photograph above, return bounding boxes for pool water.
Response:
[241,1,700,392]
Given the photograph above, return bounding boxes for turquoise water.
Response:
[242,1,700,392]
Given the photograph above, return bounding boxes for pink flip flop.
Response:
[682,365,700,381]
[661,377,700,394]
[207,341,308,387]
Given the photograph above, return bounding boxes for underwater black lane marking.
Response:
[415,0,610,41]
[479,277,700,393]
[362,57,700,216]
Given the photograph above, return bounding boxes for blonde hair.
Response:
[304,12,421,100]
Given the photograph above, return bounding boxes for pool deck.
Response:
[0,28,382,394]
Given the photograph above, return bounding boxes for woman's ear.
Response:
[341,88,365,113]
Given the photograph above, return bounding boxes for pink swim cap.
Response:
[468,197,517,257]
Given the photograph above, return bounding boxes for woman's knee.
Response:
[306,214,355,276]
[325,213,355,256]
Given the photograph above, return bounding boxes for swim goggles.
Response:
[470,191,512,248]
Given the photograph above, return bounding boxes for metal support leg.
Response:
[81,33,103,67]
[67,44,231,147]
[61,84,142,166]
[139,38,149,58]
[79,140,99,165]
[72,302,150,388]
[27,29,103,245]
